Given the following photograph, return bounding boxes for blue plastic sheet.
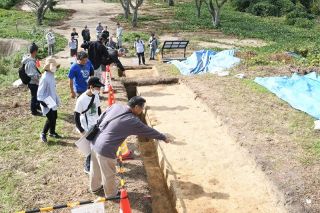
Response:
[169,49,240,75]
[255,72,320,119]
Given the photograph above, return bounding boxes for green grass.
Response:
[0,8,69,86]
[243,79,269,93]
[0,80,72,212]
[115,14,159,23]
[157,2,320,66]
[122,31,150,56]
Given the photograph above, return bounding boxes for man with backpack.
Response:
[134,35,146,65]
[74,77,104,174]
[21,43,42,116]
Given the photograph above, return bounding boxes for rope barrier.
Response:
[17,196,121,213]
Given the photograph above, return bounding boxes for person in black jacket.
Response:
[102,26,109,41]
[81,33,126,78]
[107,48,126,77]
[81,25,91,50]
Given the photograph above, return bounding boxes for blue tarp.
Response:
[169,49,240,75]
[255,72,320,119]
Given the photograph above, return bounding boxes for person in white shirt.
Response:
[74,76,104,174]
[37,57,61,143]
[46,29,56,56]
[134,35,146,65]
[116,22,123,48]
[69,36,77,57]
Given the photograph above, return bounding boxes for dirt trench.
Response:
[124,67,288,213]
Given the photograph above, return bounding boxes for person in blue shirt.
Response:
[68,51,94,98]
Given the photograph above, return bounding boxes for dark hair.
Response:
[77,51,88,60]
[29,42,38,54]
[128,96,146,108]
[99,32,109,41]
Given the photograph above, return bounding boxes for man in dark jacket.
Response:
[81,25,91,50]
[81,33,126,79]
[89,96,170,198]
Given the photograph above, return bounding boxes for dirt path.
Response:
[137,82,287,212]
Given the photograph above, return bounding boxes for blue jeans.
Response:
[150,48,156,59]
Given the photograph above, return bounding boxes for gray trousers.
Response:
[48,44,54,56]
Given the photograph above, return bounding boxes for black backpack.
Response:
[18,64,31,85]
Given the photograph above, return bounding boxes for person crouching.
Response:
[37,57,62,143]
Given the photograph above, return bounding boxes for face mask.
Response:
[92,90,100,95]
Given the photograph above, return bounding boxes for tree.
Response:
[195,0,204,18]
[25,0,48,25]
[24,0,58,25]
[129,0,144,27]
[120,0,131,19]
[205,0,228,27]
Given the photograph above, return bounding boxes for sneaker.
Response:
[49,133,62,138]
[32,112,42,116]
[40,133,47,143]
[91,186,103,194]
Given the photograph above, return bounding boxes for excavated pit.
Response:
[120,68,177,212]
[121,67,286,213]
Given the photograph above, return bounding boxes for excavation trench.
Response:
[122,72,178,213]
[121,67,287,213]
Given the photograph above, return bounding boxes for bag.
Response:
[18,64,31,85]
[82,95,95,127]
[86,111,131,141]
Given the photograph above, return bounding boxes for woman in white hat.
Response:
[37,57,61,143]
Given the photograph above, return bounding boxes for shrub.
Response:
[285,6,315,27]
[0,0,22,9]
[294,18,315,29]
[250,2,280,16]
[230,0,252,12]
[311,2,320,15]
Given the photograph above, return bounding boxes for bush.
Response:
[311,2,320,15]
[250,2,280,16]
[294,18,315,29]
[286,6,315,27]
[276,0,295,15]
[230,0,252,12]
[0,0,22,9]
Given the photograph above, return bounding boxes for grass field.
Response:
[0,8,69,86]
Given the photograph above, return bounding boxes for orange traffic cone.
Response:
[108,85,115,106]
[120,141,134,160]
[119,189,131,213]
[36,59,40,68]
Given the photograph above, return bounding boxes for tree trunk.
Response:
[125,0,130,19]
[37,0,47,25]
[213,8,220,27]
[168,0,174,6]
[132,8,138,27]
[195,0,202,18]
